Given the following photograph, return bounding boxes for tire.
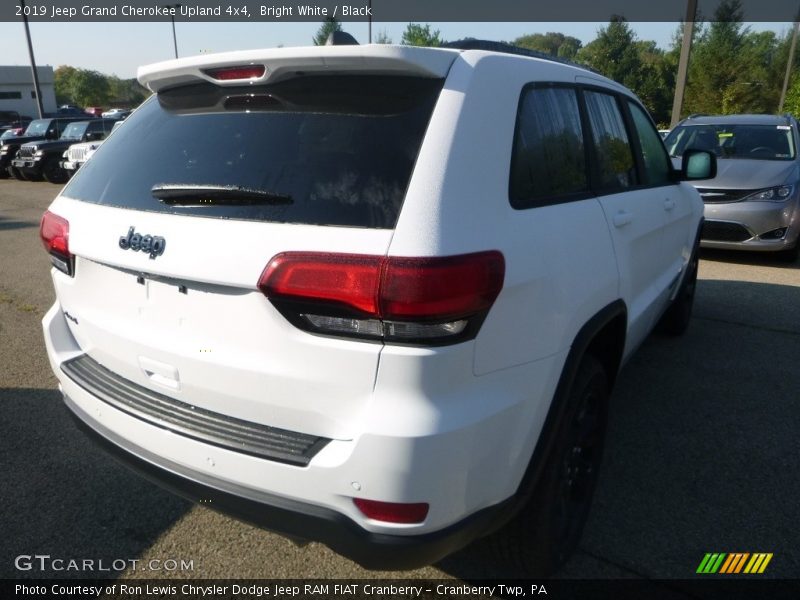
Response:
[659,244,698,336]
[8,165,27,181]
[490,355,609,576]
[42,158,67,184]
[0,166,8,179]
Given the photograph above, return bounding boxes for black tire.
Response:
[659,245,699,336]
[8,165,27,181]
[42,158,67,184]
[0,166,8,179]
[490,355,609,576]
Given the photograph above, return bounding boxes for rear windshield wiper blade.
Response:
[152,183,293,206]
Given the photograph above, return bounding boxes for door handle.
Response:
[612,211,633,228]
[664,198,676,211]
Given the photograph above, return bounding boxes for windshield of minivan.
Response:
[664,123,796,160]
[24,120,49,136]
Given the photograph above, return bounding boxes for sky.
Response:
[0,21,794,80]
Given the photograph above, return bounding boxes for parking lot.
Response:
[1,179,798,583]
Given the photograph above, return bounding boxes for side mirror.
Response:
[681,150,716,181]
[85,132,103,141]
[46,130,58,140]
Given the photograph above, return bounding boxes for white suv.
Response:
[40,40,714,573]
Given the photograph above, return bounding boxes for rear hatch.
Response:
[49,50,452,440]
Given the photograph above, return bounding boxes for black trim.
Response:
[64,397,516,570]
[61,354,331,467]
[490,300,627,525]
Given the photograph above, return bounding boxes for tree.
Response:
[374,30,392,45]
[576,17,642,87]
[313,17,341,46]
[54,65,77,105]
[401,23,441,47]
[514,32,582,60]
[54,66,111,106]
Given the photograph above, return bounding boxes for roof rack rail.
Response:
[686,113,708,119]
[440,39,599,75]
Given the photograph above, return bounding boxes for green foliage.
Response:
[575,17,674,124]
[514,32,582,60]
[54,65,148,108]
[54,66,110,106]
[313,17,341,46]
[508,6,796,123]
[401,23,442,47]
[784,75,800,118]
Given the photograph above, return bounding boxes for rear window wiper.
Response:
[152,183,293,206]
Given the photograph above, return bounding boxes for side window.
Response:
[628,102,672,186]
[584,91,637,191]
[510,86,588,208]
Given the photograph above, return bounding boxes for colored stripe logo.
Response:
[696,553,773,574]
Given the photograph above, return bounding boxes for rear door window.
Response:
[584,91,638,191]
[63,76,444,229]
[509,85,589,208]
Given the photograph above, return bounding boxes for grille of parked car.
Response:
[68,147,87,162]
[701,221,753,242]
[16,146,34,159]
[696,188,756,203]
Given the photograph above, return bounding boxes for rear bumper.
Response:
[65,394,512,570]
[43,299,564,568]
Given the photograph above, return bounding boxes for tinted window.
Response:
[510,86,588,207]
[664,123,796,160]
[584,91,637,190]
[628,102,672,186]
[64,76,443,229]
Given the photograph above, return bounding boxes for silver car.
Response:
[664,114,799,260]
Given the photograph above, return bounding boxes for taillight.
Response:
[203,65,266,81]
[40,210,74,276]
[353,498,429,524]
[258,251,504,345]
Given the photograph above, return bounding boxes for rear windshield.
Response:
[664,123,796,160]
[63,75,444,229]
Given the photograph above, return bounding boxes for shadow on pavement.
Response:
[0,388,190,579]
[699,247,799,270]
[438,279,800,581]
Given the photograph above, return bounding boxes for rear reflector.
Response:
[353,499,429,524]
[204,65,266,81]
[40,210,73,276]
[258,251,504,344]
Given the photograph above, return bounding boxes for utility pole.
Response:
[778,20,800,113]
[670,0,698,128]
[163,4,181,58]
[20,0,44,118]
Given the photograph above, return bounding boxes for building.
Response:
[0,66,57,118]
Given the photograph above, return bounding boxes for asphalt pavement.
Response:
[1,179,798,585]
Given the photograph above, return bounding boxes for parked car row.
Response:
[0,116,123,183]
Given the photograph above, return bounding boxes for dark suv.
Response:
[0,117,87,179]
[12,119,116,183]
